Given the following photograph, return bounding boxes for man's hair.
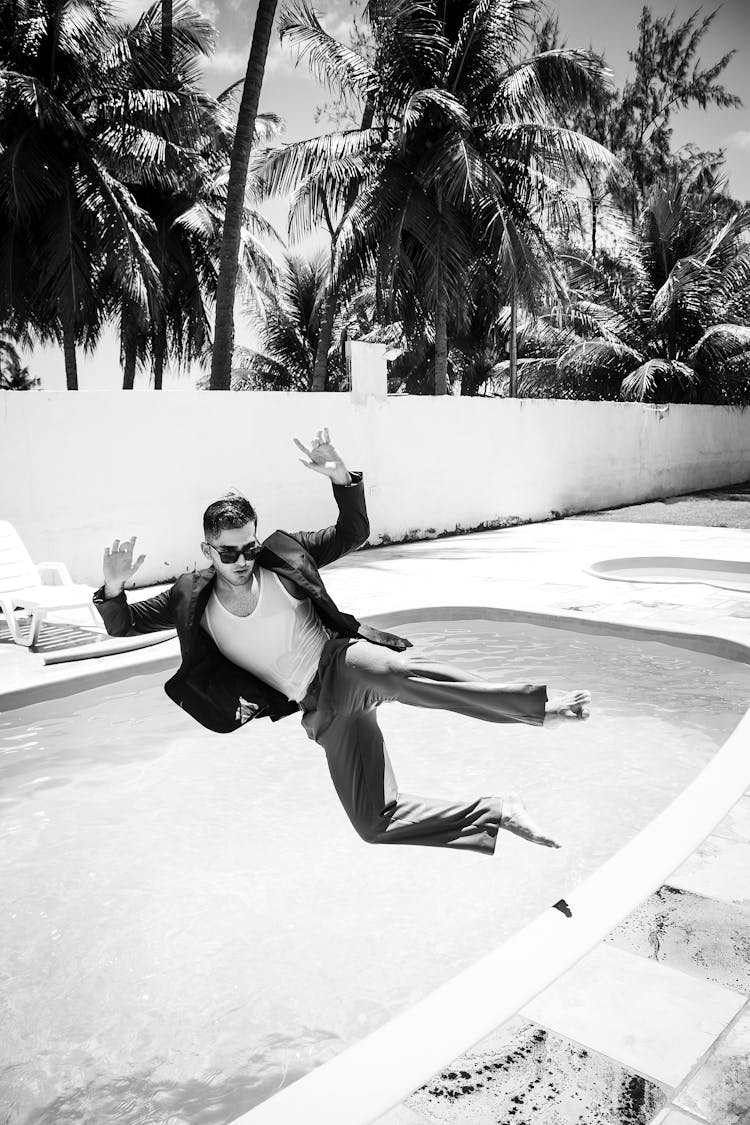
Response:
[203,492,258,541]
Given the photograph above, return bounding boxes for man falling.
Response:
[97,430,590,857]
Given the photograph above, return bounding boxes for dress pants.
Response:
[300,637,548,856]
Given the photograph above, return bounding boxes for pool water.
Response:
[2,618,749,1125]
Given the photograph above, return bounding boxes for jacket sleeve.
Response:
[93,585,176,636]
[288,470,370,569]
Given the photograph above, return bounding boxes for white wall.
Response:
[2,391,749,586]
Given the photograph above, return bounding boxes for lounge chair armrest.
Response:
[36,561,74,586]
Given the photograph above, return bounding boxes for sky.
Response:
[29,0,750,389]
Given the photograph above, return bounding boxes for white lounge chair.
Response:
[0,520,101,647]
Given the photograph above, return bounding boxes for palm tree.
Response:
[254,0,621,393]
[209,0,279,389]
[524,167,750,403]
[0,0,164,389]
[102,4,282,390]
[227,250,347,390]
[113,1,223,388]
[0,332,38,389]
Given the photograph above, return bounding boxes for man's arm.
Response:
[94,537,176,635]
[289,429,370,568]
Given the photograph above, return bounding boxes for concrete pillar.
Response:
[347,340,388,404]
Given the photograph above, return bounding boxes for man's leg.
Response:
[337,641,591,726]
[340,640,552,725]
[318,706,510,854]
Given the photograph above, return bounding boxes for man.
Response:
[96,429,590,857]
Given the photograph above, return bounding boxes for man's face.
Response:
[201,521,259,587]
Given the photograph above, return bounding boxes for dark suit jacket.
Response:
[94,473,408,734]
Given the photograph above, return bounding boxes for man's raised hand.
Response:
[293,428,351,486]
[103,536,146,598]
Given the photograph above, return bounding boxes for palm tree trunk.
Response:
[434,287,448,396]
[162,0,173,72]
[591,196,598,257]
[122,335,137,389]
[312,251,336,392]
[668,306,677,362]
[210,0,278,391]
[434,190,448,396]
[310,103,374,393]
[508,289,518,397]
[61,184,78,391]
[153,330,165,390]
[62,319,78,391]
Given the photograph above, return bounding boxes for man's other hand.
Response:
[103,536,146,598]
[236,698,260,725]
[357,624,413,651]
[293,428,351,485]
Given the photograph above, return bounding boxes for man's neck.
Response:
[214,567,259,608]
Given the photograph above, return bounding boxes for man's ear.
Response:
[200,541,212,562]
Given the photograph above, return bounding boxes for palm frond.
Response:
[486,122,626,179]
[621,358,696,402]
[447,0,531,84]
[249,129,378,203]
[649,255,711,331]
[279,0,377,103]
[491,50,612,123]
[690,323,750,369]
[397,88,470,147]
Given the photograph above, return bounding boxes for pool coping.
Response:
[4,518,750,706]
[4,601,750,712]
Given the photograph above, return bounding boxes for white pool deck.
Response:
[2,516,750,1124]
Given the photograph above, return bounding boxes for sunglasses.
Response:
[207,540,262,565]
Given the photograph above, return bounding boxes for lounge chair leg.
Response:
[14,609,44,648]
[0,598,20,642]
[27,610,44,649]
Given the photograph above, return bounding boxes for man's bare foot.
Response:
[545,689,591,723]
[499,792,561,849]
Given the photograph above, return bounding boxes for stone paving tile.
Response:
[674,1003,750,1125]
[606,886,750,994]
[520,945,745,1087]
[711,794,750,843]
[667,836,750,905]
[405,1015,667,1125]
[651,1110,709,1125]
[375,1104,430,1124]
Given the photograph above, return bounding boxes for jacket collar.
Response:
[257,534,321,599]
[186,566,216,634]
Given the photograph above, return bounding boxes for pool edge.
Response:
[3,602,750,713]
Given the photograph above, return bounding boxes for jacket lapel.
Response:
[182,568,216,665]
[259,534,360,631]
[258,539,318,598]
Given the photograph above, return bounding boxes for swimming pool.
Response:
[587,556,750,592]
[2,616,749,1125]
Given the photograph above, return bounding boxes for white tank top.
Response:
[202,568,331,703]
